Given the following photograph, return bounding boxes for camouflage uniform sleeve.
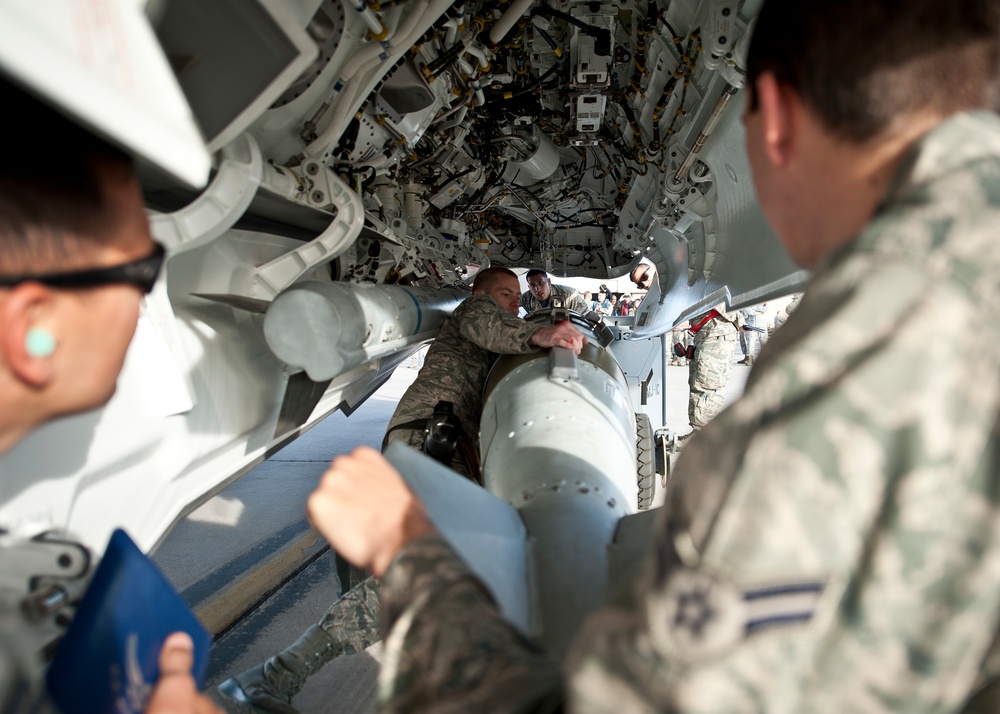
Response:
[566,253,1000,710]
[519,291,532,313]
[566,289,590,315]
[379,534,564,713]
[548,285,590,314]
[455,295,542,354]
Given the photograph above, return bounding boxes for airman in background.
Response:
[520,269,590,314]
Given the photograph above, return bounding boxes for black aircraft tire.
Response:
[636,413,655,510]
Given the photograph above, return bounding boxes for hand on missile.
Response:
[529,322,587,355]
[308,446,435,578]
[146,632,222,714]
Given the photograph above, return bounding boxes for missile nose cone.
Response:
[264,283,357,380]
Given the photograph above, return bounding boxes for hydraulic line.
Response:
[342,0,386,36]
[489,0,535,47]
[303,0,454,159]
[534,25,558,52]
[427,40,468,74]
[437,104,468,131]
[621,102,645,153]
[484,52,561,103]
[300,0,433,143]
[464,42,491,72]
[674,84,739,181]
[625,2,657,99]
[659,31,700,150]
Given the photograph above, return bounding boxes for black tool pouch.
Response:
[423,401,462,465]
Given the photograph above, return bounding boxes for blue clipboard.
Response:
[46,528,211,714]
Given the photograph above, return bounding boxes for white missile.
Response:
[263,282,467,380]
[480,326,642,655]
[389,310,655,657]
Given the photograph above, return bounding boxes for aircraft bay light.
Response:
[0,0,804,667]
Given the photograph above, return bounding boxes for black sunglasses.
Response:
[0,243,166,295]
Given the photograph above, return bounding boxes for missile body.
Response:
[263,282,466,380]
[480,314,640,655]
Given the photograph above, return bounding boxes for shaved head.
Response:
[472,267,519,293]
[747,0,999,142]
[0,81,135,276]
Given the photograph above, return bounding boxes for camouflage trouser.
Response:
[308,429,443,657]
[384,426,472,478]
[688,334,736,428]
[303,424,461,665]
[739,325,757,358]
[670,328,690,366]
[317,575,381,653]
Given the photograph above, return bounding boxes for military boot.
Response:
[217,576,381,713]
[217,624,335,713]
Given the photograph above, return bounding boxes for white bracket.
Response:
[549,339,580,381]
[251,162,364,299]
[705,0,739,69]
[149,133,264,254]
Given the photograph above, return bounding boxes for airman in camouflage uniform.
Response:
[386,294,543,477]
[0,81,222,714]
[566,107,1000,713]
[687,309,742,429]
[738,304,765,364]
[366,114,1000,714]
[520,269,590,315]
[386,268,586,476]
[305,1,1000,712]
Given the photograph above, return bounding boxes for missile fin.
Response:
[607,508,661,599]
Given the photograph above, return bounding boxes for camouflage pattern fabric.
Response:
[688,310,740,429]
[669,326,689,366]
[567,110,1000,712]
[317,575,382,655]
[378,534,563,713]
[520,283,590,315]
[373,112,1000,713]
[387,294,541,441]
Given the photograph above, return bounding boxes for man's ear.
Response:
[755,71,797,168]
[0,284,57,388]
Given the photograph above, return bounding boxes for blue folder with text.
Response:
[46,528,211,714]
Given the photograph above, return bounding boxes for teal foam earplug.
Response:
[25,328,56,358]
